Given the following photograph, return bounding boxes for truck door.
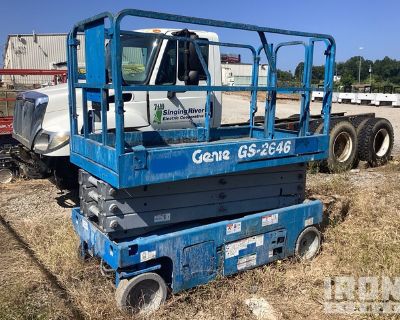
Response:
[148,38,210,130]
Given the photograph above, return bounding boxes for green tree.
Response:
[340,73,354,87]
[277,69,293,81]
[294,56,400,87]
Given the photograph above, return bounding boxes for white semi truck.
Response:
[12,29,222,186]
[11,29,394,186]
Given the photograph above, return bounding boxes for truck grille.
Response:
[12,91,48,148]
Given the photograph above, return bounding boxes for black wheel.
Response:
[358,118,394,167]
[115,272,167,314]
[77,242,90,262]
[53,161,79,189]
[0,168,13,184]
[19,163,49,179]
[295,226,321,260]
[309,120,323,134]
[350,118,370,169]
[320,120,358,173]
[307,122,324,172]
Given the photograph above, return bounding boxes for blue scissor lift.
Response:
[68,9,335,312]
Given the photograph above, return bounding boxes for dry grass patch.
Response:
[1,163,400,319]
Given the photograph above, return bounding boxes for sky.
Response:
[1,0,400,71]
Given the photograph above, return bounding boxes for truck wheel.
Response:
[350,118,370,169]
[0,168,13,184]
[295,226,321,260]
[358,118,394,167]
[115,272,167,314]
[321,121,357,173]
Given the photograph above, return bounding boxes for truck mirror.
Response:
[188,41,201,70]
[172,29,204,86]
[186,70,200,85]
[182,36,202,85]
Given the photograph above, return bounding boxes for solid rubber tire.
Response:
[115,272,167,314]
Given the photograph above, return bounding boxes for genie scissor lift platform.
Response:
[68,9,335,312]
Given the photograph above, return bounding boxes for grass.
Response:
[1,161,400,319]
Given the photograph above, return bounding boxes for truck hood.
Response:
[35,83,70,113]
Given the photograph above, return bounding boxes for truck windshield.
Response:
[120,35,160,85]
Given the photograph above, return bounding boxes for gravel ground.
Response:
[222,94,400,154]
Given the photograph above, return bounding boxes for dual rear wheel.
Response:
[313,117,393,173]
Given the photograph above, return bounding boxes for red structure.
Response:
[0,69,68,136]
[0,116,13,135]
[0,68,68,84]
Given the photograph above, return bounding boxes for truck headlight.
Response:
[33,131,70,154]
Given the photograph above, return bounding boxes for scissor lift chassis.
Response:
[67,9,335,310]
[72,200,322,293]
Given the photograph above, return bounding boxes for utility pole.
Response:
[369,65,372,85]
[358,47,364,84]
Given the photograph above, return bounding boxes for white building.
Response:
[2,33,85,87]
[2,33,267,88]
[221,63,268,86]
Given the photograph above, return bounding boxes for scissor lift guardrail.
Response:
[67,9,336,189]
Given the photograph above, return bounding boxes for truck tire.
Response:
[350,117,370,169]
[358,118,394,167]
[115,272,167,313]
[320,120,358,173]
[0,168,13,184]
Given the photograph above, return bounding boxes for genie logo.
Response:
[192,149,230,164]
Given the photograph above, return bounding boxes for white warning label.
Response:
[81,219,88,231]
[226,222,241,235]
[140,250,156,262]
[237,254,257,270]
[262,213,278,227]
[154,213,171,223]
[304,217,314,227]
[225,234,264,259]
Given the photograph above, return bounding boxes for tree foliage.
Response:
[293,56,400,87]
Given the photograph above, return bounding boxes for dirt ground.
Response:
[1,94,400,319]
[1,160,400,320]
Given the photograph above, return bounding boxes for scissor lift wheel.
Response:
[76,242,90,262]
[295,226,321,260]
[115,273,167,314]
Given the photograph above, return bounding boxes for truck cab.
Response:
[12,29,222,184]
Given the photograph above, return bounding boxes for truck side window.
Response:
[155,40,177,85]
[120,35,159,85]
[178,39,209,82]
